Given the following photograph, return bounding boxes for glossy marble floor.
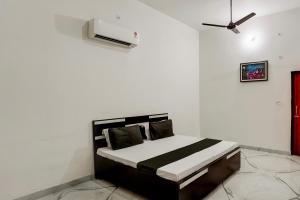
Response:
[37,149,300,200]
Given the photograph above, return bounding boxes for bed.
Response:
[92,113,240,200]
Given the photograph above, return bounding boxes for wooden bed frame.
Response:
[92,113,240,200]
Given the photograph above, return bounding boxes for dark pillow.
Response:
[138,125,147,140]
[125,124,147,140]
[108,125,144,150]
[149,119,174,140]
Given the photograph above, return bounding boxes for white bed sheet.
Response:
[97,135,239,182]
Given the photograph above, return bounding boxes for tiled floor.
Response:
[37,149,300,200]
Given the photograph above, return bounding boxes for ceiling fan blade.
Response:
[202,23,227,28]
[231,28,240,34]
[234,12,256,26]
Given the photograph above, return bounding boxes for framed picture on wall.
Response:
[240,61,268,82]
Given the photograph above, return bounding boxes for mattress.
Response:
[97,135,239,182]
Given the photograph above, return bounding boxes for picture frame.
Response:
[240,61,268,82]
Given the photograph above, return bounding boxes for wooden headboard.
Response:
[92,113,168,153]
[92,113,168,179]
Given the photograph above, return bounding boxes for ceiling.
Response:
[138,0,300,31]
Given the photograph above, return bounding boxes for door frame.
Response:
[291,71,300,155]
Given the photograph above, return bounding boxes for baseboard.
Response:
[240,145,291,155]
[14,175,93,200]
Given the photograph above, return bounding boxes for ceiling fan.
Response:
[202,0,256,34]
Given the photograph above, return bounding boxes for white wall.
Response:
[0,0,200,199]
[199,8,300,153]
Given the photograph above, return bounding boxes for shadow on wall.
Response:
[61,147,93,183]
[57,120,95,183]
[54,14,130,53]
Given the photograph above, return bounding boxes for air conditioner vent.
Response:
[94,34,132,47]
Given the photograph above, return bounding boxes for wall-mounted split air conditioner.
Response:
[88,18,139,48]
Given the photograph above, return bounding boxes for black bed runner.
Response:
[137,138,221,175]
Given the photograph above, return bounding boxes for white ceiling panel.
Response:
[138,0,300,31]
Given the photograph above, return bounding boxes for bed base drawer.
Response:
[227,149,241,159]
[179,168,208,189]
[179,148,241,200]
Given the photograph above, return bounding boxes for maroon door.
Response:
[292,72,300,155]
